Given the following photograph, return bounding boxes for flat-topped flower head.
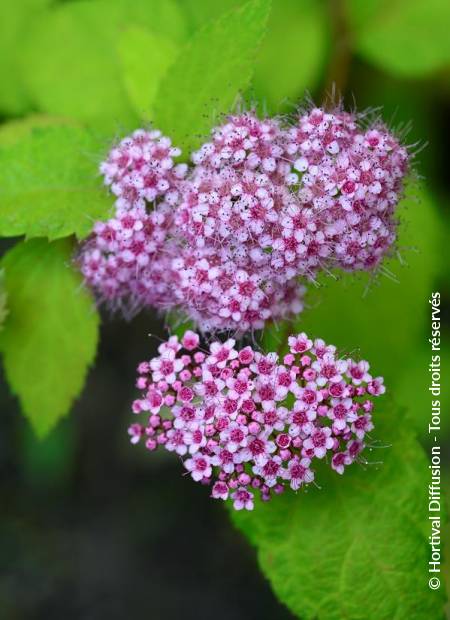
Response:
[191,111,287,176]
[170,244,306,334]
[80,106,411,333]
[129,331,385,509]
[100,128,187,210]
[78,203,180,315]
[280,106,410,272]
[176,165,287,251]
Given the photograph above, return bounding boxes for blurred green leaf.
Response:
[0,269,7,330]
[19,0,187,133]
[0,114,80,146]
[153,0,272,155]
[117,26,178,119]
[232,403,447,619]
[348,0,450,77]
[0,0,49,115]
[345,0,386,30]
[0,239,99,438]
[177,0,242,31]
[0,123,112,240]
[396,341,450,434]
[253,0,329,111]
[21,417,75,487]
[297,186,442,391]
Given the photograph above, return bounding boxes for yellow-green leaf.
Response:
[0,124,112,240]
[117,26,179,119]
[0,239,99,437]
[348,0,450,77]
[153,0,272,155]
[19,0,187,133]
[253,0,329,111]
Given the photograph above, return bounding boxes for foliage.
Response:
[0,269,7,330]
[0,239,99,438]
[0,0,49,115]
[117,25,179,118]
[153,0,272,154]
[18,0,187,133]
[0,123,112,240]
[348,0,450,77]
[252,0,329,111]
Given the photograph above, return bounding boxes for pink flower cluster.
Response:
[99,128,187,210]
[79,130,184,314]
[280,108,409,272]
[128,330,385,510]
[79,106,409,332]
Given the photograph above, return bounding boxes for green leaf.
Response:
[348,0,450,77]
[117,26,179,118]
[19,0,187,133]
[297,186,442,396]
[0,0,49,115]
[232,404,447,619]
[253,0,329,112]
[0,269,7,330]
[0,123,112,240]
[21,418,76,488]
[153,0,272,155]
[176,0,242,31]
[0,114,76,146]
[0,239,99,438]
[396,342,450,435]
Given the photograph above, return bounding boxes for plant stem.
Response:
[323,0,352,101]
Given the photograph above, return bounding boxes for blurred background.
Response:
[0,0,449,618]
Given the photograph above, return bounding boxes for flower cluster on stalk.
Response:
[128,330,385,510]
[79,106,409,334]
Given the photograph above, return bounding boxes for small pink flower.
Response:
[220,422,248,452]
[185,454,212,481]
[288,406,316,437]
[210,448,236,474]
[212,481,229,500]
[303,427,334,459]
[184,428,207,454]
[231,487,254,510]
[209,339,238,368]
[182,330,200,350]
[239,346,254,365]
[352,414,374,439]
[128,423,143,444]
[347,360,372,385]
[253,455,282,487]
[328,398,355,431]
[331,452,351,475]
[165,429,188,455]
[283,457,314,490]
[288,332,312,354]
[367,377,386,395]
[150,349,183,384]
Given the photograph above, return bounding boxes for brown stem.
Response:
[322,0,353,102]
